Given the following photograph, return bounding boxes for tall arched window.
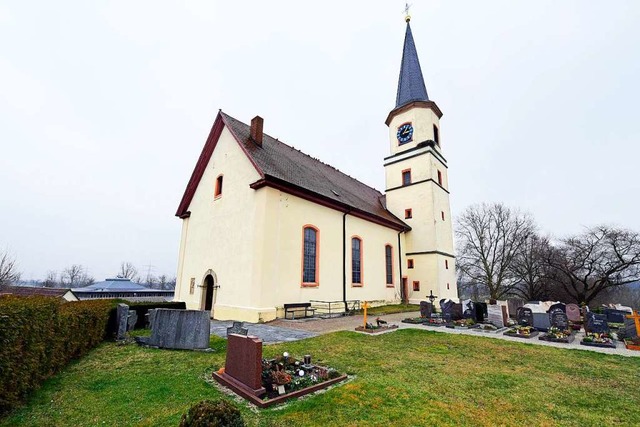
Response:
[385,244,394,286]
[352,237,362,285]
[302,226,319,285]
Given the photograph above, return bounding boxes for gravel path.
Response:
[269,311,640,358]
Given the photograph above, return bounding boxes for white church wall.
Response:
[387,107,440,156]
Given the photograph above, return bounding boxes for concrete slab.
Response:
[210,320,318,344]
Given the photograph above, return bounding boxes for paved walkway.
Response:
[210,320,318,344]
[270,311,640,358]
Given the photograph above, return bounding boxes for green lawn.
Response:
[2,329,640,427]
[356,303,420,315]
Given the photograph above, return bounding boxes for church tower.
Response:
[384,15,458,302]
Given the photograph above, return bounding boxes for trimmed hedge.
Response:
[106,301,186,334]
[0,296,113,415]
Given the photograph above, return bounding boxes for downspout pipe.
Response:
[343,210,350,313]
[398,230,405,304]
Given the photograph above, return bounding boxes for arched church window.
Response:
[352,237,362,285]
[385,244,394,286]
[302,226,319,285]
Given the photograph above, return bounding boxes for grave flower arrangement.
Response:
[545,327,572,340]
[261,353,341,397]
[582,332,614,345]
[453,318,476,328]
[506,325,535,336]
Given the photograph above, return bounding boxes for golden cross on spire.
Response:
[403,2,412,22]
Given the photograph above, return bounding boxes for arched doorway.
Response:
[203,275,214,314]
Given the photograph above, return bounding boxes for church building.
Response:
[174,17,458,322]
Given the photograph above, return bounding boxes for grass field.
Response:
[355,303,420,315]
[2,329,639,427]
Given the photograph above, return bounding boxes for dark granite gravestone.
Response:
[146,309,210,349]
[549,307,569,330]
[516,307,534,327]
[532,313,551,332]
[221,334,266,397]
[116,303,129,341]
[127,310,138,332]
[451,303,463,321]
[420,301,432,318]
[566,304,581,323]
[463,301,476,320]
[507,299,524,319]
[487,304,507,328]
[624,317,638,340]
[548,302,566,314]
[603,308,629,324]
[474,302,487,322]
[585,312,609,334]
[227,321,248,337]
[440,299,455,322]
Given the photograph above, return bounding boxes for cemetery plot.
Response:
[213,334,347,408]
[581,332,617,349]
[539,327,575,343]
[539,307,574,343]
[623,311,640,351]
[473,323,508,334]
[355,303,398,334]
[449,318,477,329]
[504,325,538,339]
[402,302,432,324]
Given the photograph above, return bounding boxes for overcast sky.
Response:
[1,1,639,282]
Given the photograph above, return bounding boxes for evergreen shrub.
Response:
[0,295,113,415]
[179,399,245,427]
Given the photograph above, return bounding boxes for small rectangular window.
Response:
[413,281,420,291]
[405,209,412,219]
[402,169,411,186]
[189,278,195,295]
[445,259,449,269]
[215,175,224,198]
[433,125,440,145]
[447,283,450,290]
[437,170,443,186]
[407,259,414,269]
[441,211,445,221]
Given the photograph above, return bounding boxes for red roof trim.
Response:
[250,177,409,232]
[175,111,265,217]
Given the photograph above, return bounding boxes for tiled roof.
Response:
[2,286,72,298]
[220,112,408,230]
[396,22,429,108]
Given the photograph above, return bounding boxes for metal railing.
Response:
[309,300,361,318]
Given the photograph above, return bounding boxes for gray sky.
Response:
[1,1,639,282]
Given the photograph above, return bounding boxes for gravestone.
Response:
[516,307,534,327]
[451,303,463,321]
[603,308,628,324]
[227,321,248,336]
[548,302,566,314]
[566,304,581,323]
[146,309,210,349]
[116,303,129,341]
[462,301,476,320]
[624,317,638,340]
[532,313,551,332]
[585,312,609,334]
[474,302,487,322]
[549,307,569,330]
[127,310,138,331]
[222,334,266,397]
[420,301,432,318]
[487,304,507,328]
[440,299,455,322]
[507,299,524,319]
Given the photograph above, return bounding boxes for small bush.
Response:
[179,399,245,427]
[0,296,113,415]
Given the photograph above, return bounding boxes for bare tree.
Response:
[510,234,552,301]
[0,250,21,288]
[456,203,535,300]
[61,265,94,288]
[546,225,640,305]
[117,262,139,282]
[42,270,59,288]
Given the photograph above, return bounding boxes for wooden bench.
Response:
[284,303,316,320]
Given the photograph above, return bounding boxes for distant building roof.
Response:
[1,285,75,299]
[73,278,150,292]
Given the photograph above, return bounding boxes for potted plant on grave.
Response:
[504,325,537,338]
[581,332,616,348]
[540,326,574,343]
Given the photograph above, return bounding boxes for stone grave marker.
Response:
[451,303,463,321]
[532,312,551,332]
[507,299,524,319]
[548,302,566,314]
[227,321,248,336]
[516,307,534,327]
[146,309,210,350]
[440,299,455,322]
[221,334,266,397]
[116,303,129,341]
[603,308,629,324]
[585,312,609,334]
[487,304,507,328]
[625,317,638,340]
[566,304,581,323]
[549,307,569,330]
[474,302,487,322]
[462,301,476,320]
[420,301,432,318]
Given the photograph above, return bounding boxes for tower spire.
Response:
[395,15,429,108]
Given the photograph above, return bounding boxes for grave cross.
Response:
[626,310,640,337]
[362,301,370,329]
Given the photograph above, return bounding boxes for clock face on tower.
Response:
[396,123,414,144]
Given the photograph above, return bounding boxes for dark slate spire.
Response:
[395,21,429,108]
